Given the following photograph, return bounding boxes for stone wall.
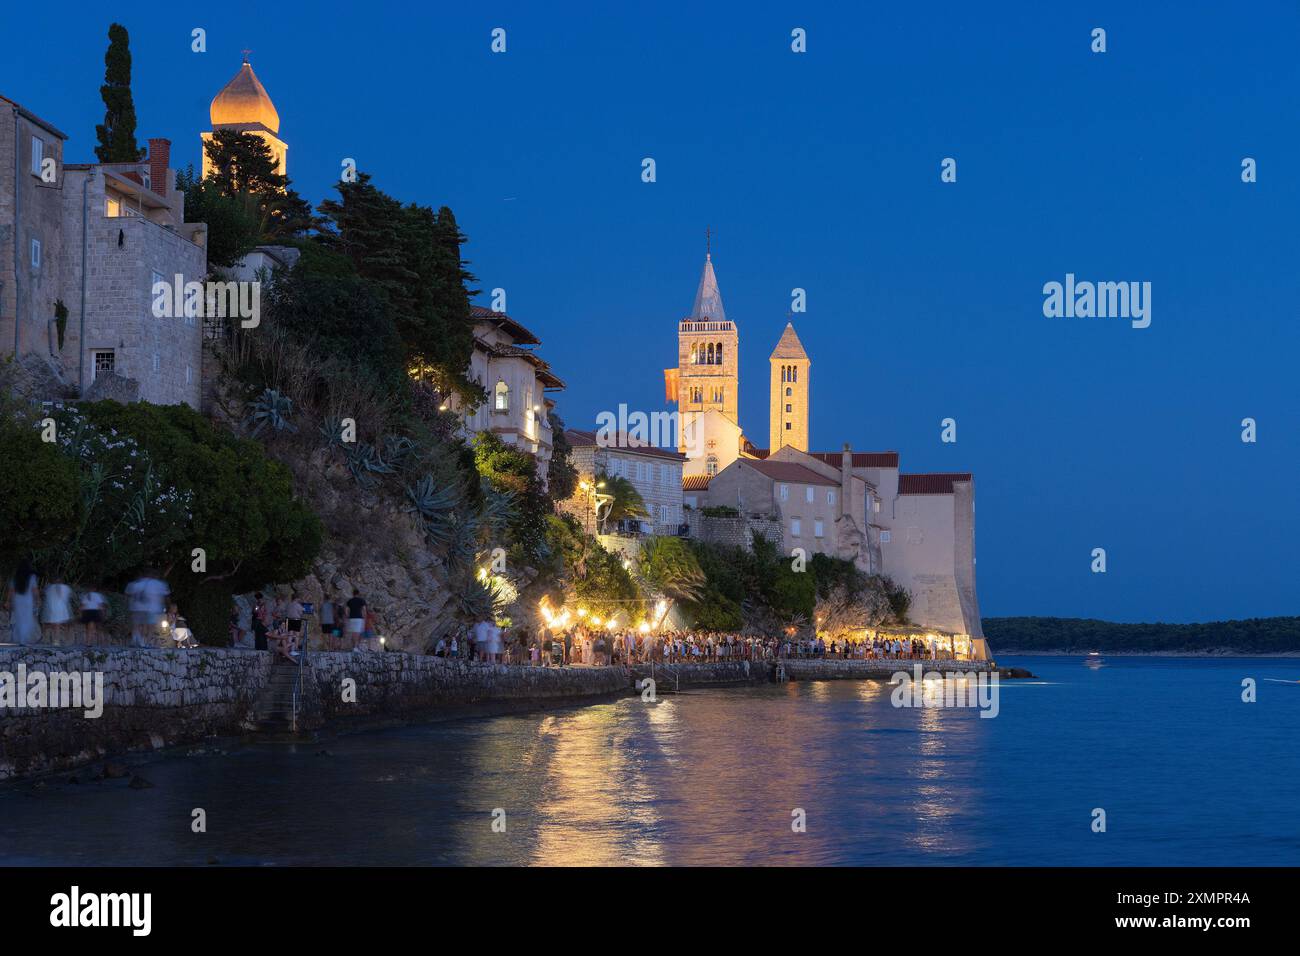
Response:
[0,646,628,780]
[683,509,783,551]
[779,659,994,681]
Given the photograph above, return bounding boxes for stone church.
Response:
[665,249,986,651]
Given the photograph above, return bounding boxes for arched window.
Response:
[791,366,798,383]
[786,386,792,396]
[705,454,718,477]
[716,342,723,364]
[706,343,715,364]
[494,380,509,411]
[690,344,697,365]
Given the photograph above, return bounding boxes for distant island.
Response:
[984,617,1300,656]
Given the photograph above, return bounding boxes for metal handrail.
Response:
[291,620,309,733]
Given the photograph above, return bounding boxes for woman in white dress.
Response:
[6,559,40,646]
[41,577,73,645]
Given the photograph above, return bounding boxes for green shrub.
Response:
[0,416,81,570]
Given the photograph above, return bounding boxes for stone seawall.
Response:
[779,659,995,681]
[0,648,997,780]
[0,647,627,780]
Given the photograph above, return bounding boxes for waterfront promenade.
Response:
[0,645,996,780]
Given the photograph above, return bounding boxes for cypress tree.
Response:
[94,23,144,163]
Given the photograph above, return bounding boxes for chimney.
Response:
[147,138,170,196]
[839,442,852,520]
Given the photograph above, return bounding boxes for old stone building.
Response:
[1,94,207,406]
[561,428,686,536]
[446,305,565,485]
[666,244,985,649]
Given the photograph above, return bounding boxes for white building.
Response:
[563,428,686,536]
[449,305,565,485]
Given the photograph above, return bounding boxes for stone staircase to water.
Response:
[251,662,307,734]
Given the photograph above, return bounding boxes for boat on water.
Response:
[1084,651,1105,667]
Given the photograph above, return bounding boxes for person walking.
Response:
[345,589,367,650]
[42,577,73,645]
[125,570,168,648]
[81,588,107,646]
[252,592,270,651]
[6,559,40,646]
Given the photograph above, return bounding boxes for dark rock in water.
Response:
[128,775,155,790]
[999,667,1037,679]
[103,762,129,779]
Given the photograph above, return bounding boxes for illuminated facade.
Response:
[201,57,287,179]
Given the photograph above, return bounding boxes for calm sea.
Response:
[2,655,1298,866]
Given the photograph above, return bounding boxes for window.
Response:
[705,454,718,477]
[715,342,723,364]
[790,518,801,536]
[186,365,193,385]
[814,520,824,538]
[805,487,814,503]
[779,484,789,501]
[31,137,45,176]
[785,422,791,430]
[106,197,121,217]
[152,352,161,373]
[881,530,891,544]
[785,404,792,413]
[873,498,881,513]
[494,380,509,411]
[828,490,836,505]
[30,238,40,269]
[785,387,791,397]
[92,350,115,379]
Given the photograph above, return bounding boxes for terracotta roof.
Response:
[749,447,900,469]
[682,475,711,491]
[744,460,838,486]
[897,473,972,495]
[565,429,685,461]
[473,336,565,389]
[470,305,541,346]
[808,451,900,469]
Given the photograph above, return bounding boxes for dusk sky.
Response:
[3,1,1297,623]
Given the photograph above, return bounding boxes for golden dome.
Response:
[209,60,280,133]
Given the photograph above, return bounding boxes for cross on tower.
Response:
[241,48,253,64]
[705,225,711,258]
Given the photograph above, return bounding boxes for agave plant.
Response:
[478,480,518,540]
[405,474,462,545]
[454,571,508,621]
[343,441,394,487]
[382,434,416,471]
[318,416,345,449]
[245,388,298,438]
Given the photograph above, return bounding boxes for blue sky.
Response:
[4,1,1298,622]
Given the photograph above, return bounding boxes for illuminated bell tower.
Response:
[769,322,810,452]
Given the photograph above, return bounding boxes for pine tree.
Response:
[94,23,144,163]
[200,130,315,238]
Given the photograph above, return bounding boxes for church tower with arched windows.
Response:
[769,322,810,452]
[664,248,742,476]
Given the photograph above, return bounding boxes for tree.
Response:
[546,412,578,502]
[473,432,548,563]
[596,473,647,530]
[638,535,706,624]
[176,166,262,269]
[201,130,315,238]
[0,417,82,572]
[95,23,143,163]
[318,174,480,401]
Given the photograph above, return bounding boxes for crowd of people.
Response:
[3,559,180,649]
[7,560,961,666]
[429,622,960,666]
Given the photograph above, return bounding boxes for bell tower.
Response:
[769,322,810,452]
